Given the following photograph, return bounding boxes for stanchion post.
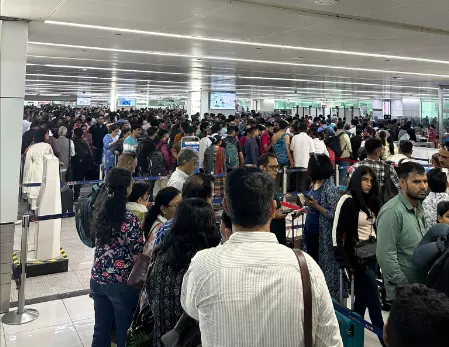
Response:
[282,167,288,195]
[1,214,39,325]
[335,164,340,187]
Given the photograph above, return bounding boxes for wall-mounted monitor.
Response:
[76,97,91,106]
[117,97,136,107]
[209,91,236,110]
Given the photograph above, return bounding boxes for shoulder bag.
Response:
[293,249,313,347]
[353,218,377,265]
[126,251,155,347]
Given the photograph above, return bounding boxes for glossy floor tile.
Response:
[2,300,71,334]
[1,334,5,347]
[63,296,94,322]
[73,318,94,347]
[4,323,83,347]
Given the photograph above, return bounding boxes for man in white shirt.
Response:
[390,140,413,165]
[22,115,31,134]
[198,125,212,171]
[290,122,315,192]
[167,147,199,192]
[181,167,343,347]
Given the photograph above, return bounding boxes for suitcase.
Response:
[333,270,364,347]
[61,186,74,213]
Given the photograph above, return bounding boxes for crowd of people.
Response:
[19,105,449,347]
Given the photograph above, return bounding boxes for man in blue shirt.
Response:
[154,173,216,247]
[123,123,140,153]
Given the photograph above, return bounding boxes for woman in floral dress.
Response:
[90,167,144,347]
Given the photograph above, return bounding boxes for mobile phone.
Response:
[302,193,313,201]
[281,208,294,214]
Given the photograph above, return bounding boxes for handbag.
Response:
[353,220,377,265]
[126,253,155,346]
[126,295,154,346]
[127,249,153,290]
[161,312,201,347]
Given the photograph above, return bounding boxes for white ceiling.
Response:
[3,0,449,103]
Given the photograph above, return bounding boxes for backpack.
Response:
[381,164,399,205]
[326,132,345,158]
[427,239,449,297]
[75,184,104,248]
[224,139,239,169]
[136,139,155,173]
[274,133,289,165]
[205,146,215,174]
[148,144,167,176]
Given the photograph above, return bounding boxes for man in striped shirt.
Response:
[181,167,343,347]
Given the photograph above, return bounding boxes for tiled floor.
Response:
[10,217,93,303]
[0,295,385,346]
[0,296,94,347]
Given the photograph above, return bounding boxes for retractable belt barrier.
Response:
[333,300,384,339]
[21,172,227,188]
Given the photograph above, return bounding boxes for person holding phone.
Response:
[332,166,385,346]
[296,154,342,300]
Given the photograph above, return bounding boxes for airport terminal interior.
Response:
[2,0,449,346]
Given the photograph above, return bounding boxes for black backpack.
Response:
[427,242,449,297]
[326,132,345,158]
[148,144,167,176]
[381,164,399,205]
[75,184,104,248]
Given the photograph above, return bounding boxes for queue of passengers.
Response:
[20,105,449,347]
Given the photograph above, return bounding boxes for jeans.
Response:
[353,263,386,346]
[90,279,140,347]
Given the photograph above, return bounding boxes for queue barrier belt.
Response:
[333,300,384,339]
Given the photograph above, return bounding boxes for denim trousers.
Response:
[90,278,140,347]
[353,262,386,346]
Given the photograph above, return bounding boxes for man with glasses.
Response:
[258,153,287,245]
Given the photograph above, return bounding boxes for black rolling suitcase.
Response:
[61,186,74,213]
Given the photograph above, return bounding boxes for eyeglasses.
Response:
[267,165,279,171]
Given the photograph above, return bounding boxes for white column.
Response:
[439,86,445,141]
[0,20,29,313]
[187,91,201,116]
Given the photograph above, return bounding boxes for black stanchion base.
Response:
[12,248,69,278]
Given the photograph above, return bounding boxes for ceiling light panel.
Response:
[44,20,449,66]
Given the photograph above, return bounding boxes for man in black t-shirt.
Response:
[89,115,108,165]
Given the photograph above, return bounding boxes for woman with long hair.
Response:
[332,165,385,346]
[146,198,220,346]
[299,154,342,299]
[203,134,225,197]
[153,129,173,196]
[142,186,181,252]
[90,168,144,347]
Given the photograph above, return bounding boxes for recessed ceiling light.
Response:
[314,0,339,5]
[82,68,87,71]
